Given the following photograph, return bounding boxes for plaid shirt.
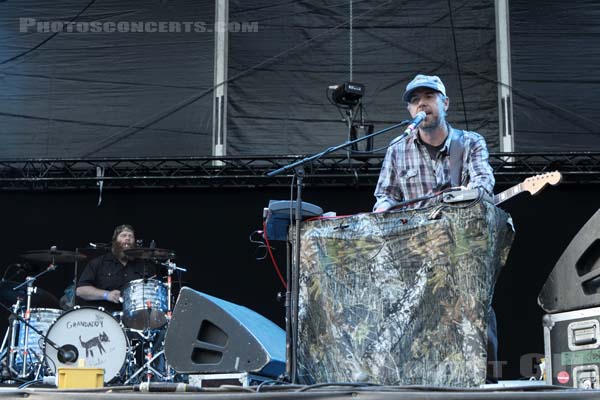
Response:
[373,124,495,211]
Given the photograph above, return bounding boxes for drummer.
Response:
[76,224,156,312]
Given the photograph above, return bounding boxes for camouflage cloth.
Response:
[297,200,514,387]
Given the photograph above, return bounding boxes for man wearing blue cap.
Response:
[373,74,499,382]
[373,74,495,211]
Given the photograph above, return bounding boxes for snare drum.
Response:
[16,308,62,365]
[121,279,168,330]
[45,307,128,383]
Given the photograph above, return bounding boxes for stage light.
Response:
[329,82,365,106]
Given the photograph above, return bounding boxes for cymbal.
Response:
[0,280,60,308]
[20,249,87,264]
[124,247,176,261]
[78,244,110,257]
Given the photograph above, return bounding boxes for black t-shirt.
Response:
[423,140,445,160]
[76,252,157,311]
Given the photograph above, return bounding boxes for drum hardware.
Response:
[124,247,176,262]
[0,298,22,379]
[12,260,63,378]
[124,348,173,384]
[15,308,63,376]
[20,247,87,265]
[0,281,59,309]
[161,260,187,323]
[0,301,70,381]
[120,259,187,384]
[123,327,179,384]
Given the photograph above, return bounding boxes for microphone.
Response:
[402,111,427,135]
[57,344,79,363]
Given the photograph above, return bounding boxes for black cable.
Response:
[18,378,44,389]
[446,0,469,130]
[296,382,379,392]
[0,0,99,67]
[44,342,58,374]
[249,230,268,260]
[255,379,287,392]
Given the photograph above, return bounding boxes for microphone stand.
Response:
[266,119,410,383]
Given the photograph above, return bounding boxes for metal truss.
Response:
[0,152,598,191]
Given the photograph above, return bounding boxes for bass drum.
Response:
[45,307,128,383]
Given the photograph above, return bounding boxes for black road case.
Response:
[543,307,600,388]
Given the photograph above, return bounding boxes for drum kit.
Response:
[0,244,188,385]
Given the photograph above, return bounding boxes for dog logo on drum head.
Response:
[79,332,110,358]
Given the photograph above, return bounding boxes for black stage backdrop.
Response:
[226,0,499,154]
[0,0,215,158]
[510,0,600,151]
[0,184,597,380]
[0,0,496,157]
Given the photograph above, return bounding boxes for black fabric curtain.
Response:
[0,0,215,158]
[0,0,498,157]
[510,0,600,151]
[227,0,498,154]
[1,0,598,157]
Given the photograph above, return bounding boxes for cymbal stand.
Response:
[18,277,36,378]
[13,261,58,378]
[0,301,15,352]
[0,298,21,380]
[162,260,186,322]
[161,259,186,380]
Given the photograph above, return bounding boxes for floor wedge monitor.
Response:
[164,287,285,378]
[539,208,600,313]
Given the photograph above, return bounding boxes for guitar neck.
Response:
[494,183,524,205]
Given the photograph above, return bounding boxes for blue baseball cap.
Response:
[402,74,447,102]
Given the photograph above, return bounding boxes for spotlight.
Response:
[329,82,365,106]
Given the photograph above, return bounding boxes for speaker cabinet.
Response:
[164,287,285,378]
[539,208,600,313]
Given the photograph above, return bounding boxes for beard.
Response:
[421,114,443,131]
[112,241,132,260]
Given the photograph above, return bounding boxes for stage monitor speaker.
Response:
[538,208,600,313]
[164,287,285,378]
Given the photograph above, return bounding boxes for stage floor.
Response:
[2,381,600,400]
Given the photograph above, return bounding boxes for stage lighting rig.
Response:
[326,81,373,160]
[328,82,365,107]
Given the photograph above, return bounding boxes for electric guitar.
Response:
[494,171,562,205]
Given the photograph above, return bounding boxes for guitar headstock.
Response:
[522,171,562,195]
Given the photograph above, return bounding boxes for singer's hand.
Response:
[107,290,121,303]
